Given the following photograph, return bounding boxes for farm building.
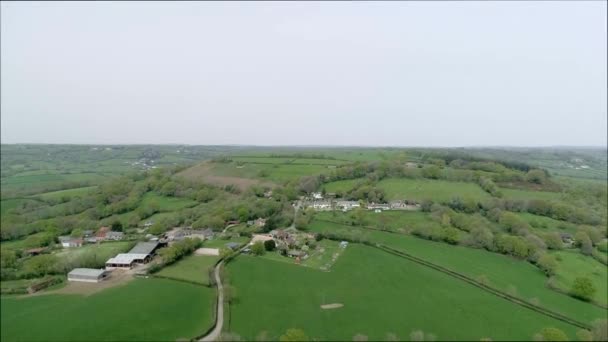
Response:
[311,192,323,200]
[96,226,111,239]
[68,268,109,283]
[336,200,360,211]
[105,242,162,269]
[59,236,83,248]
[339,241,349,249]
[105,253,150,269]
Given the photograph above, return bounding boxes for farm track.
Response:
[374,244,592,330]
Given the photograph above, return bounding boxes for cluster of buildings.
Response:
[58,227,125,248]
[307,196,420,213]
[162,227,215,244]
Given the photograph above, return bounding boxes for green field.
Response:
[501,188,564,201]
[55,241,134,265]
[321,179,364,193]
[140,192,197,212]
[35,186,98,201]
[315,211,434,233]
[552,251,608,306]
[376,178,491,202]
[517,213,577,233]
[0,198,43,215]
[1,278,215,341]
[156,255,220,285]
[306,220,607,324]
[227,244,579,341]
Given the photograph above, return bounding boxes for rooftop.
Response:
[106,253,149,264]
[128,242,159,255]
[68,268,107,277]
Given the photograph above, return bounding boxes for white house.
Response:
[311,192,323,200]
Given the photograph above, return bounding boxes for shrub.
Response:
[570,277,596,302]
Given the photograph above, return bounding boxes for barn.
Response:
[67,268,109,283]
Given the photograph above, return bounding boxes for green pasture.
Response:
[322,179,365,193]
[140,192,197,211]
[551,251,608,306]
[315,211,434,233]
[376,178,491,202]
[306,220,607,324]
[516,213,577,234]
[1,278,215,341]
[227,244,579,341]
[156,254,220,285]
[35,186,98,201]
[501,188,564,201]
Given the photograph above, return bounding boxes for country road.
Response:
[199,260,225,342]
[200,200,302,341]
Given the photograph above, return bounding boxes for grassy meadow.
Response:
[551,251,608,306]
[0,278,215,342]
[376,178,491,202]
[306,220,607,324]
[156,255,220,285]
[227,244,579,341]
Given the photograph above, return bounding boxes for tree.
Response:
[544,232,563,250]
[570,277,596,301]
[279,328,308,342]
[576,329,593,342]
[264,239,276,251]
[422,165,441,179]
[251,241,266,256]
[526,169,547,184]
[537,253,557,276]
[111,221,123,232]
[533,327,568,341]
[592,319,607,342]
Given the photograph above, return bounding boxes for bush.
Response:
[570,277,596,302]
[264,239,276,251]
[252,241,265,256]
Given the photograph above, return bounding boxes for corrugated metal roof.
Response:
[128,242,159,255]
[106,253,149,264]
[68,268,106,277]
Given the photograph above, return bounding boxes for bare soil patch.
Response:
[320,303,344,309]
[175,162,273,191]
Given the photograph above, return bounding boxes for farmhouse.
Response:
[96,226,111,240]
[560,233,574,245]
[106,231,124,241]
[68,268,109,283]
[312,200,332,210]
[311,192,323,200]
[250,234,273,245]
[367,203,391,211]
[339,241,349,249]
[59,236,83,248]
[336,200,360,211]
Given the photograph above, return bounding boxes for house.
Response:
[83,230,93,238]
[84,237,99,244]
[96,226,111,240]
[106,231,124,241]
[389,200,407,209]
[560,233,574,245]
[312,200,332,211]
[250,234,274,245]
[367,203,390,211]
[311,192,323,200]
[59,236,83,248]
[143,221,153,228]
[339,241,349,248]
[226,242,241,251]
[374,209,382,213]
[254,218,266,227]
[336,200,360,211]
[287,250,307,258]
[68,268,109,283]
[405,162,419,169]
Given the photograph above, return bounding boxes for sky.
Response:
[1,1,606,147]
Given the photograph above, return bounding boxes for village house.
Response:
[106,231,124,241]
[83,230,94,238]
[226,242,241,251]
[367,203,391,211]
[250,234,274,246]
[68,268,109,283]
[336,200,360,211]
[560,233,574,246]
[311,200,332,211]
[311,192,323,200]
[339,241,349,249]
[96,226,111,240]
[59,236,83,248]
[405,162,419,168]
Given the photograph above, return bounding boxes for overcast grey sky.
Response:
[1,1,606,146]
